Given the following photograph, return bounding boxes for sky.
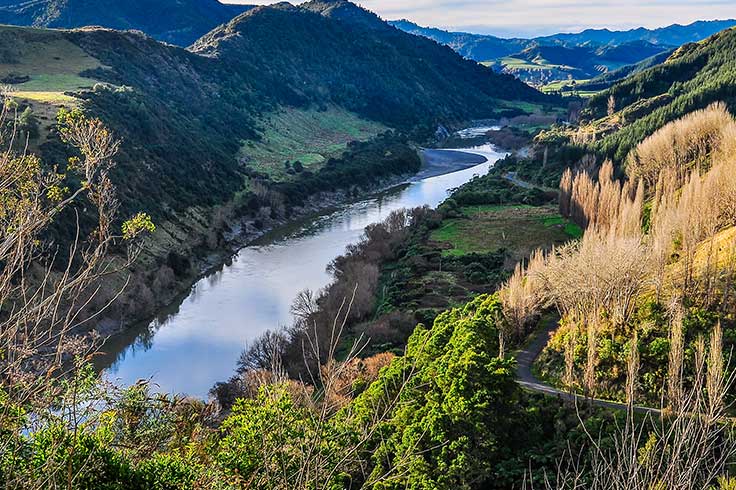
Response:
[222,0,736,37]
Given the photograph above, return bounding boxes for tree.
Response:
[356,294,522,489]
[0,96,153,489]
[607,95,616,117]
[18,106,39,139]
[540,324,734,490]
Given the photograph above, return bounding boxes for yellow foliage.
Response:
[122,212,156,240]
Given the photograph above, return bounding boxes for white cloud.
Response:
[223,0,736,37]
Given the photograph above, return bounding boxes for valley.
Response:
[392,18,736,91]
[96,142,505,397]
[1,0,736,489]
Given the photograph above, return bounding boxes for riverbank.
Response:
[174,145,498,291]
[415,148,489,180]
[96,145,504,396]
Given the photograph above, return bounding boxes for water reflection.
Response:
[98,144,505,398]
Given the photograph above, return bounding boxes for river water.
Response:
[98,143,505,398]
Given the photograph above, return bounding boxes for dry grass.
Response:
[626,102,736,189]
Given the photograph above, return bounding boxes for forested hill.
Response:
[581,27,736,161]
[191,1,544,128]
[0,0,253,46]
[9,0,551,223]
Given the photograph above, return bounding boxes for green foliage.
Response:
[7,425,133,490]
[217,384,354,488]
[133,453,206,490]
[449,159,555,206]
[17,106,39,139]
[537,299,731,404]
[238,106,387,182]
[0,376,218,490]
[1,299,622,490]
[2,424,210,490]
[585,28,736,162]
[273,133,422,207]
[355,294,523,488]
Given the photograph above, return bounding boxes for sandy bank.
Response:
[415,148,489,180]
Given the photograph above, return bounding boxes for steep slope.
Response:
[582,27,736,161]
[496,41,671,86]
[192,1,545,129]
[594,40,667,64]
[561,49,674,92]
[5,0,553,227]
[0,0,253,46]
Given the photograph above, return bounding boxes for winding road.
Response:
[500,171,658,413]
[513,304,660,414]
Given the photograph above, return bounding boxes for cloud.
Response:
[224,0,736,37]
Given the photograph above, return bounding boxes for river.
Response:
[97,143,506,398]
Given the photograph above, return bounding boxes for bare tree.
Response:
[626,102,735,189]
[607,95,616,118]
[0,93,152,489]
[498,249,546,344]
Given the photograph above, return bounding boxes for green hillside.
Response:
[390,19,735,86]
[0,0,252,46]
[192,1,547,128]
[585,27,736,161]
[544,49,674,95]
[1,1,552,221]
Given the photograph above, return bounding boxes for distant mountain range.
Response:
[390,19,736,85]
[584,26,736,162]
[0,0,733,85]
[0,0,254,46]
[534,20,736,46]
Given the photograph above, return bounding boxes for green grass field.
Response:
[239,106,387,181]
[12,74,98,92]
[501,56,577,73]
[500,56,544,70]
[0,25,104,106]
[497,99,547,114]
[541,79,603,98]
[431,205,582,258]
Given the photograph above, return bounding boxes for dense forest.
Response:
[0,0,253,46]
[2,2,736,489]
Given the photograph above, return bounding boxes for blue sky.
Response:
[224,0,736,37]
